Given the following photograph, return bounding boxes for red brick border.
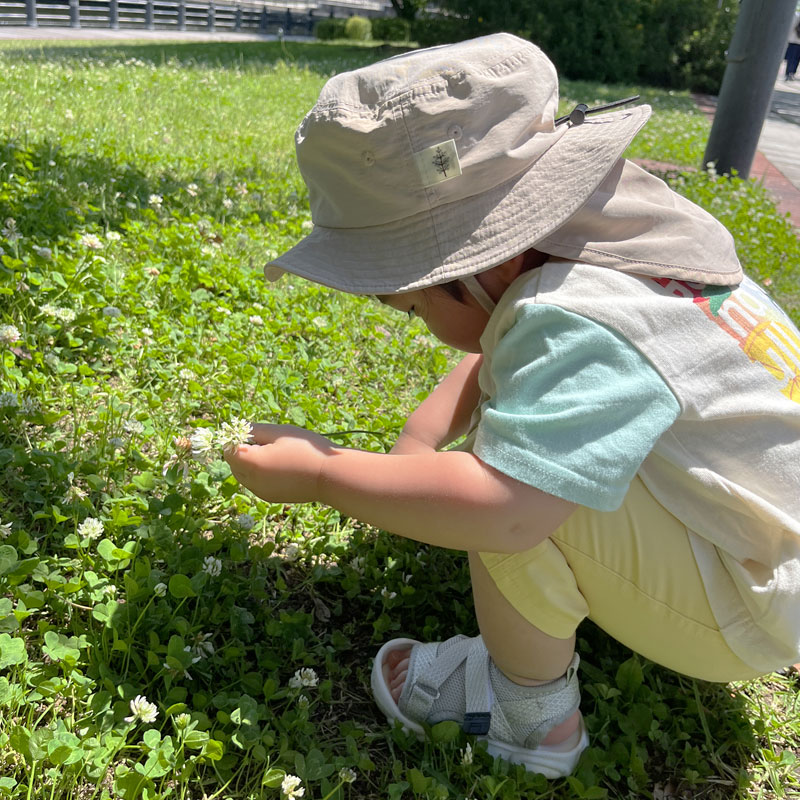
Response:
[692,93,799,227]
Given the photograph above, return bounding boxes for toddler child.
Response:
[225,33,800,778]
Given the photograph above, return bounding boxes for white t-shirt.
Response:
[789,13,800,45]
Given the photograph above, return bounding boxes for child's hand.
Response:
[223,423,337,504]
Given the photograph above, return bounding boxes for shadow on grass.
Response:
[0,136,295,244]
[0,138,157,242]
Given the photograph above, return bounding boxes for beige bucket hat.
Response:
[267,33,742,293]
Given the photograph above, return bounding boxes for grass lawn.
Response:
[0,38,798,800]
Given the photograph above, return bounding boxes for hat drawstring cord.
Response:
[555,95,641,128]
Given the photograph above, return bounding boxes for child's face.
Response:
[378,285,489,353]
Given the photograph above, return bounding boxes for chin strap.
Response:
[555,95,641,128]
[461,274,497,314]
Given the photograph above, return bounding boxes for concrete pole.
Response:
[703,0,798,178]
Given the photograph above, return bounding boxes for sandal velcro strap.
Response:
[463,711,491,735]
[403,635,494,728]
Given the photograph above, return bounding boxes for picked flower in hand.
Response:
[189,418,253,462]
[215,417,254,453]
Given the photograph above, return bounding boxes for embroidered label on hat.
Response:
[414,139,462,187]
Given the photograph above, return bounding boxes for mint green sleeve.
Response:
[473,303,680,511]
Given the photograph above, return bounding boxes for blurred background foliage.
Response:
[401,0,739,93]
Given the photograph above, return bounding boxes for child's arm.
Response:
[225,423,575,554]
[391,353,483,455]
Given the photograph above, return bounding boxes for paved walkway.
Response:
[0,25,312,42]
[1,25,799,224]
[695,71,800,225]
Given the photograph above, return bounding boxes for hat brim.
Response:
[267,105,651,295]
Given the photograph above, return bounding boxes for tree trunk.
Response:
[390,0,418,22]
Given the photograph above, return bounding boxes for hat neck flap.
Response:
[536,159,742,287]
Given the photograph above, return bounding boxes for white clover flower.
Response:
[80,233,103,250]
[20,396,41,416]
[104,584,117,597]
[190,632,214,659]
[153,581,168,598]
[126,201,137,210]
[222,197,233,210]
[288,667,318,689]
[190,427,215,458]
[65,108,74,120]
[102,306,122,318]
[296,694,310,710]
[106,230,121,242]
[78,517,104,540]
[186,183,199,197]
[124,694,158,724]
[236,513,256,531]
[54,307,77,323]
[283,543,300,562]
[2,218,20,243]
[349,556,365,575]
[338,767,357,784]
[173,712,191,730]
[162,659,192,680]
[63,481,88,503]
[249,314,264,326]
[202,556,222,577]
[184,645,201,664]
[0,392,19,409]
[33,245,52,260]
[0,324,20,345]
[77,181,89,191]
[301,220,313,231]
[281,774,304,800]
[460,742,473,766]
[235,182,248,196]
[215,306,231,316]
[123,419,144,435]
[178,368,195,381]
[149,194,163,209]
[381,587,397,601]
[0,520,11,539]
[215,417,253,452]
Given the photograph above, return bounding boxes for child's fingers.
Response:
[249,422,282,445]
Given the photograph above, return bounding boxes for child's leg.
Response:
[468,550,576,684]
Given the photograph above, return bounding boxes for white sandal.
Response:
[370,634,589,778]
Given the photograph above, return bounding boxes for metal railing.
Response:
[0,0,393,31]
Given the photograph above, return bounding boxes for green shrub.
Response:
[371,16,412,42]
[344,15,372,41]
[314,17,347,40]
[432,0,737,91]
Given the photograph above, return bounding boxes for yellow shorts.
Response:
[479,475,762,683]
